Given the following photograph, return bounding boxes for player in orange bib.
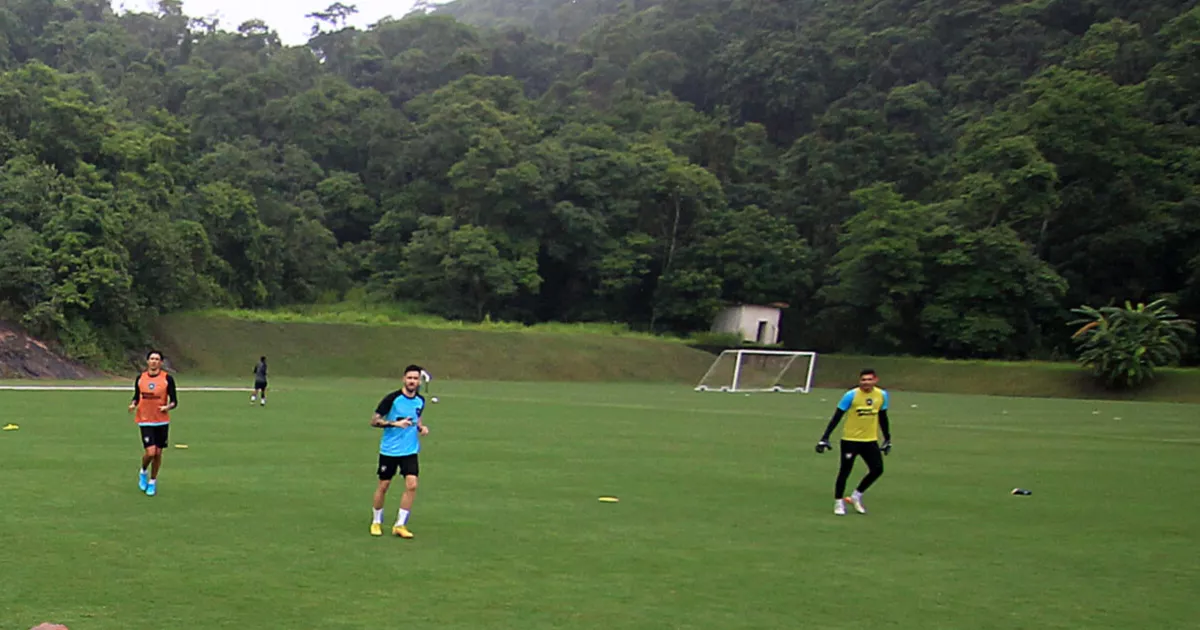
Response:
[128,350,178,497]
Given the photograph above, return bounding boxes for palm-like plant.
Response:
[1069,299,1195,389]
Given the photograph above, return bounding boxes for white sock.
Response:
[852,490,863,500]
[148,479,156,486]
[397,508,410,526]
[372,508,384,524]
[140,468,147,475]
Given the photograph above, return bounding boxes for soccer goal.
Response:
[694,350,817,393]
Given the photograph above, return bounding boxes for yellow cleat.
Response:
[370,523,383,537]
[392,525,414,539]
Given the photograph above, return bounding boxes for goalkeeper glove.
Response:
[881,439,892,455]
[815,440,831,454]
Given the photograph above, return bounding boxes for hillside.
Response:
[151,314,716,382]
[0,0,1197,369]
[0,321,105,379]
[814,354,1200,403]
[143,314,1200,401]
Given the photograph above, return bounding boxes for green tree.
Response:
[0,222,52,317]
[695,205,812,303]
[963,68,1175,307]
[393,216,541,320]
[920,224,1067,358]
[818,183,936,353]
[1069,299,1195,388]
[3,0,1200,367]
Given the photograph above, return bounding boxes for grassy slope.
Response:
[3,381,1197,629]
[814,355,1200,403]
[151,314,1200,402]
[152,314,715,383]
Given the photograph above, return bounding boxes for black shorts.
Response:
[377,454,419,480]
[840,440,883,467]
[139,425,169,449]
[255,380,268,391]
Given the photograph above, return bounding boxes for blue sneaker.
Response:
[139,471,148,492]
[146,481,157,497]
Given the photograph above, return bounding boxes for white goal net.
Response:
[694,350,817,393]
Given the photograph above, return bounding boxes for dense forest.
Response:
[0,0,1197,367]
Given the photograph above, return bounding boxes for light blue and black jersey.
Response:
[375,390,425,457]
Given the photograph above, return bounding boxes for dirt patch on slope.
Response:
[0,321,107,379]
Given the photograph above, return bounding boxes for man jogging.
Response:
[129,350,178,497]
[252,356,268,406]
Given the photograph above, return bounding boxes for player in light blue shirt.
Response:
[368,364,430,539]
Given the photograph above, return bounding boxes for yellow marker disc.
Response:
[597,497,619,503]
[2,424,18,431]
[175,444,189,449]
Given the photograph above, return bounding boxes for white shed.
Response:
[711,303,786,345]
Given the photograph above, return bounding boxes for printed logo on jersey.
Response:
[854,395,879,417]
[148,382,156,390]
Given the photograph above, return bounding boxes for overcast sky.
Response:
[124,1,424,45]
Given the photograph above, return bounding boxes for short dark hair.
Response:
[147,350,163,360]
[404,364,423,376]
[260,356,267,362]
[860,368,876,377]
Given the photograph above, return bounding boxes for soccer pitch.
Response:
[2,380,1198,629]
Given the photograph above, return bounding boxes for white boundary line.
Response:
[0,386,250,392]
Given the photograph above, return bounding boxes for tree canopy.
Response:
[0,0,1198,365]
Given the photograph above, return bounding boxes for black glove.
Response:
[881,439,892,455]
[815,440,831,454]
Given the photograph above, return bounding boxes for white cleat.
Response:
[849,494,867,514]
[834,499,846,516]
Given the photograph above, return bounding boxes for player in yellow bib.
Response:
[815,369,892,515]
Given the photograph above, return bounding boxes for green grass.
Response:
[191,304,685,341]
[151,314,715,382]
[813,354,1200,403]
[151,313,1200,401]
[3,380,1198,629]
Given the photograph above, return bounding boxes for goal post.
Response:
[694,350,817,393]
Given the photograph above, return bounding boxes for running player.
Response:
[128,350,178,497]
[815,368,892,515]
[369,365,430,538]
[251,356,268,406]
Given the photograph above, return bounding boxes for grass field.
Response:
[3,379,1198,629]
[149,314,1200,402]
[814,354,1200,403]
[152,314,715,383]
